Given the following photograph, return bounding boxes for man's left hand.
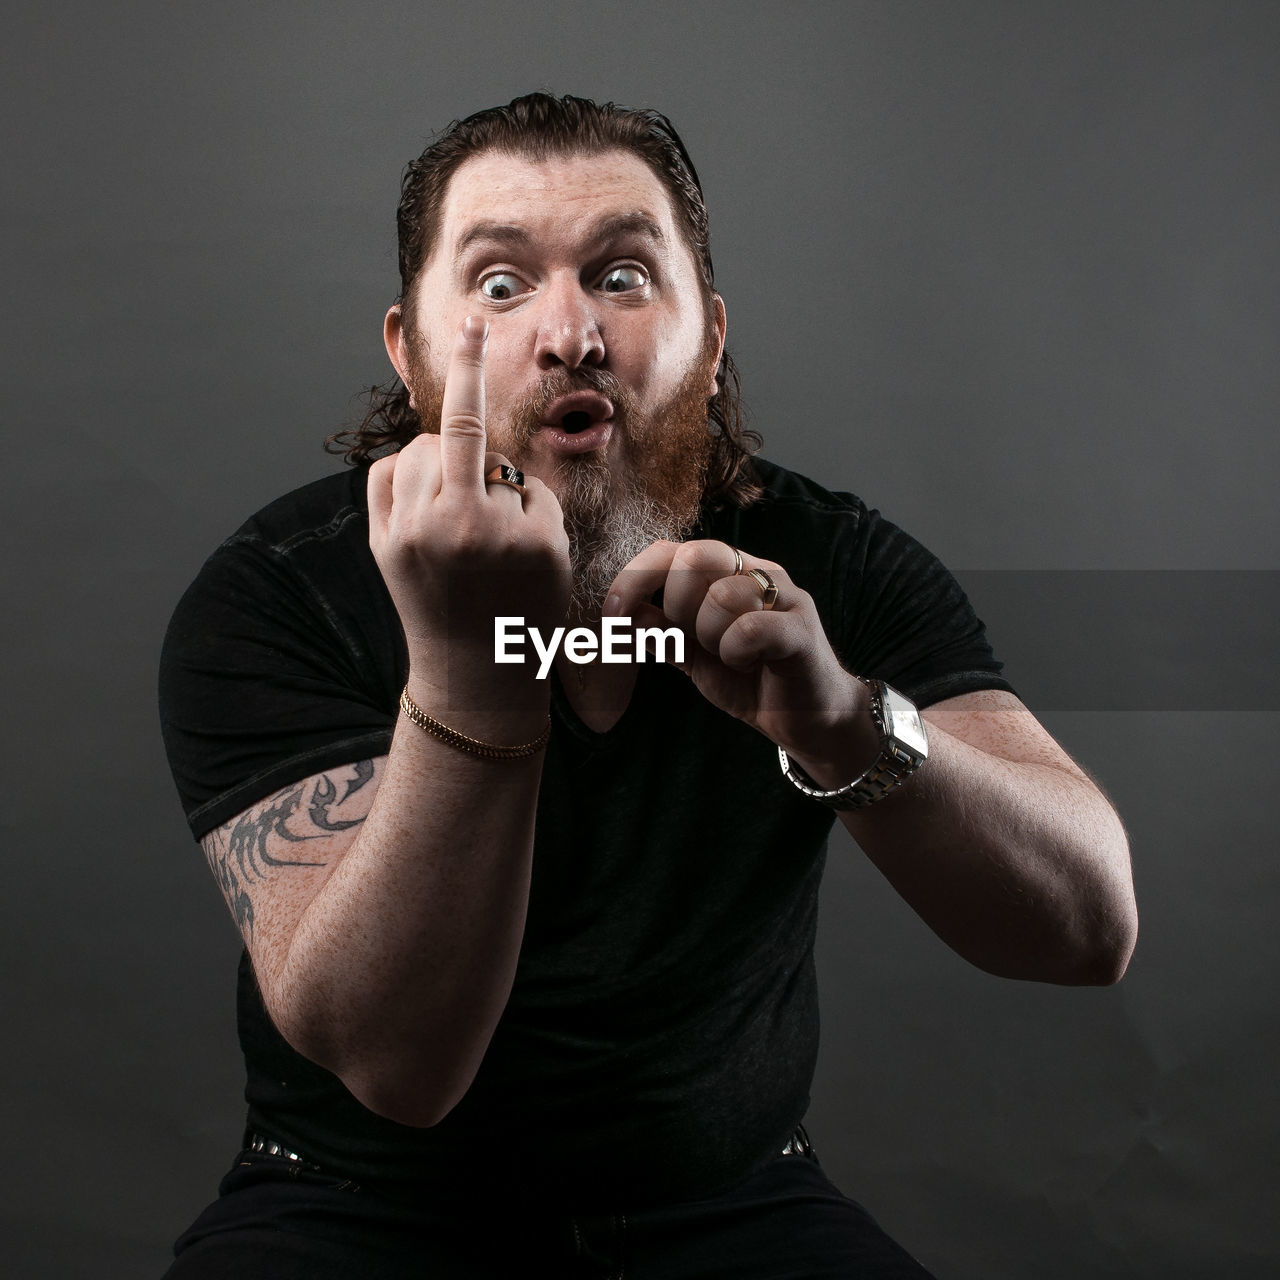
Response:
[606,539,877,782]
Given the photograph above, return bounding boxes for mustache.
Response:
[510,367,637,436]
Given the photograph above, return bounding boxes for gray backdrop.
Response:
[4,2,1277,1276]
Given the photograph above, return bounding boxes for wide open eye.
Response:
[599,265,648,294]
[479,272,525,301]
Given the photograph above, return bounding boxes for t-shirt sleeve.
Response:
[832,504,1016,708]
[159,533,398,841]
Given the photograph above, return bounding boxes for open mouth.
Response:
[541,391,615,434]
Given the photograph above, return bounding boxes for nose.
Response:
[533,276,605,370]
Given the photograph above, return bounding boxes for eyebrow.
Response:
[452,212,665,268]
[591,212,665,246]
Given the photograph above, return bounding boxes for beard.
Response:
[404,332,715,623]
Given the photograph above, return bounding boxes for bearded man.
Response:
[159,93,1137,1279]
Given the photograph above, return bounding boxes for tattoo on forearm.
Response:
[201,760,374,940]
[310,775,363,831]
[341,758,374,803]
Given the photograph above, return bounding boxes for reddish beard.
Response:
[403,332,716,620]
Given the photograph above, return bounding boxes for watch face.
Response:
[881,686,929,758]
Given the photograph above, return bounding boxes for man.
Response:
[159,93,1137,1277]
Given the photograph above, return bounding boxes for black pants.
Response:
[164,1141,937,1279]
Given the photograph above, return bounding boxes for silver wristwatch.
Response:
[778,678,929,810]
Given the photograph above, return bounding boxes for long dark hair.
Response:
[326,93,761,510]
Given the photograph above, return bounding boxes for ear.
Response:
[383,304,415,406]
[707,292,727,399]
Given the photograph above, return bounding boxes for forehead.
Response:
[432,147,687,264]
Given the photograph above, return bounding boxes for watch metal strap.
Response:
[777,679,927,810]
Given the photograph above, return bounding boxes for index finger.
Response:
[438,315,489,491]
[602,539,682,617]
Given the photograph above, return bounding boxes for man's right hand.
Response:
[367,315,571,717]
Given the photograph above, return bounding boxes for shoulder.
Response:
[709,456,890,587]
[225,467,371,559]
[741,456,870,521]
[733,457,945,574]
[165,465,381,647]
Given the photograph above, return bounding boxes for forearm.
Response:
[790,699,1137,985]
[213,315,574,1126]
[605,539,1137,985]
[271,688,548,1125]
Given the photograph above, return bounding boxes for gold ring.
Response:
[741,566,778,610]
[484,464,527,495]
[730,546,743,575]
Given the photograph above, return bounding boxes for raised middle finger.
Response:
[437,315,490,494]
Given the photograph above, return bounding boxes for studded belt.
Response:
[779,1123,814,1158]
[247,1132,323,1170]
[248,1122,814,1170]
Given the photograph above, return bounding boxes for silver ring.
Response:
[485,465,527,495]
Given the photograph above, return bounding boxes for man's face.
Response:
[384,148,726,615]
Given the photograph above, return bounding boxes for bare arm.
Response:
[200,315,570,1127]
[202,727,545,1128]
[608,541,1137,986]
[826,689,1136,984]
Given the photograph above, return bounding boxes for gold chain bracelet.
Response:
[398,688,550,760]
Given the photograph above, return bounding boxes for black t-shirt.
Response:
[160,456,1013,1211]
